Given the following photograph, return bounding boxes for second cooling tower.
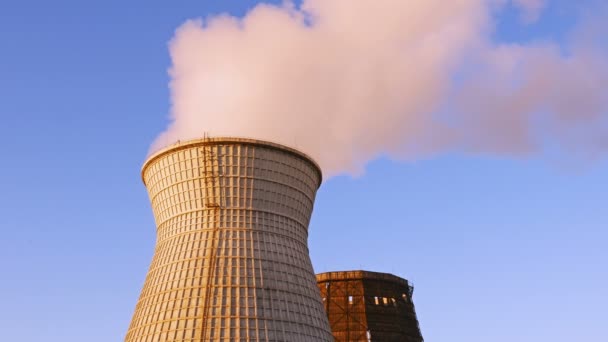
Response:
[125,137,332,341]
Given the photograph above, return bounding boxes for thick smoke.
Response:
[153,0,608,178]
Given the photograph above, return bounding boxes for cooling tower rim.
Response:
[316,270,411,287]
[142,137,323,187]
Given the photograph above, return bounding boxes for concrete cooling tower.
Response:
[317,270,424,342]
[125,137,333,341]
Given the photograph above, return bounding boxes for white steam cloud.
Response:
[153,0,608,178]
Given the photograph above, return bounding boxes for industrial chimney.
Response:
[125,137,332,341]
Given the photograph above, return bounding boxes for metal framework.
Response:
[317,270,424,342]
[199,135,222,339]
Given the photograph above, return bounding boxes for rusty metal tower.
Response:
[317,270,423,342]
[125,137,332,341]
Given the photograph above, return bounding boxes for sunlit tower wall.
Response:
[126,137,333,341]
[317,270,424,342]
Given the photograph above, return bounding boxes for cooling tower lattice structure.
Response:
[317,270,424,342]
[125,137,332,342]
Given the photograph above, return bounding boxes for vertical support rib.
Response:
[199,142,221,340]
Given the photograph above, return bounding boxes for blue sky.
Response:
[0,1,606,341]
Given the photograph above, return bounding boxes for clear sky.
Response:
[1,1,606,341]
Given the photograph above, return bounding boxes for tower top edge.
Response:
[315,270,411,286]
[141,137,323,187]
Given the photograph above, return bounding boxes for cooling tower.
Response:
[317,270,424,342]
[126,137,332,341]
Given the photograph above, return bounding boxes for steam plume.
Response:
[152,0,608,178]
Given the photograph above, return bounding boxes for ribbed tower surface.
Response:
[126,138,332,342]
[317,270,424,342]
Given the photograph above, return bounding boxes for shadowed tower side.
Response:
[317,270,424,342]
[126,137,332,341]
